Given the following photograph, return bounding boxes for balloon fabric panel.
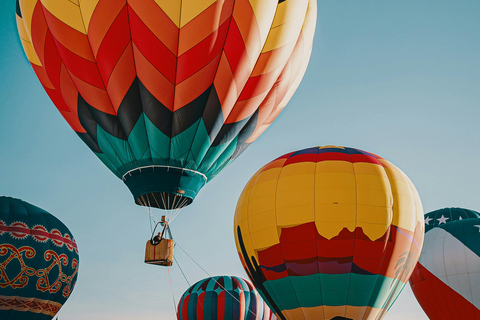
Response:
[16,0,317,208]
[410,218,480,319]
[423,207,480,233]
[234,146,424,320]
[0,197,79,320]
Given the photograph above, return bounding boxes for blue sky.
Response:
[1,1,480,319]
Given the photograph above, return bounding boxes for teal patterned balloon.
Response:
[0,197,79,320]
[424,207,480,233]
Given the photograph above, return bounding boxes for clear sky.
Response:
[1,1,480,319]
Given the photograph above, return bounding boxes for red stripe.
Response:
[410,263,480,320]
[0,225,77,249]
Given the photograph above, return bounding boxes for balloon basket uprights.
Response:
[145,216,174,267]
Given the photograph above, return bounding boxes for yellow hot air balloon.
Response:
[234,146,424,320]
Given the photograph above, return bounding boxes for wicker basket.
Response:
[145,239,174,266]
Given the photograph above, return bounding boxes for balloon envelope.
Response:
[423,207,480,233]
[177,275,274,320]
[410,216,480,319]
[0,196,79,320]
[15,0,316,209]
[234,146,424,320]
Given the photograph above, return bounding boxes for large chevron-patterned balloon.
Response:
[15,0,316,209]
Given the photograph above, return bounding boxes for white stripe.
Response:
[420,228,480,308]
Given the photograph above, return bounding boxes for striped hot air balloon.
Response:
[234,146,425,320]
[177,275,275,320]
[0,197,79,320]
[410,216,480,319]
[15,0,317,210]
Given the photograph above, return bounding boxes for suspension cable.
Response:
[167,267,178,318]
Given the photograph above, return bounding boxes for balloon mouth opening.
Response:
[134,192,193,210]
[122,166,207,210]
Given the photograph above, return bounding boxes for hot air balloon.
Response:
[15,0,317,210]
[0,196,79,320]
[234,146,424,320]
[409,214,480,319]
[177,275,275,320]
[423,207,480,233]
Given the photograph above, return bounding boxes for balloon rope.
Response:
[173,255,190,287]
[175,242,257,318]
[167,266,179,318]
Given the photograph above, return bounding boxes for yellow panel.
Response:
[356,187,391,207]
[180,0,217,28]
[405,175,424,225]
[315,203,357,222]
[248,194,275,216]
[249,179,278,200]
[154,0,181,27]
[250,227,279,250]
[359,307,383,319]
[315,172,356,189]
[276,203,314,227]
[271,0,308,28]
[263,9,306,52]
[301,306,325,319]
[315,211,357,239]
[346,306,383,319]
[279,161,315,177]
[277,174,314,194]
[249,210,277,233]
[19,37,41,66]
[357,222,390,241]
[79,0,100,32]
[248,0,277,45]
[16,15,41,66]
[345,305,367,319]
[254,167,282,185]
[316,160,355,174]
[315,186,356,205]
[235,220,258,259]
[353,161,386,176]
[323,306,347,320]
[356,205,392,225]
[381,160,417,232]
[41,0,87,34]
[283,308,306,319]
[19,0,39,43]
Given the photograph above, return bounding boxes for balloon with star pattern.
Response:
[423,207,480,233]
[15,0,316,210]
[177,275,276,320]
[0,197,79,320]
[410,218,480,319]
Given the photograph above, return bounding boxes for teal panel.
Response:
[144,114,171,164]
[322,289,349,306]
[186,120,210,169]
[263,274,398,310]
[368,275,396,308]
[170,119,202,169]
[127,113,152,162]
[96,126,129,176]
[95,152,121,178]
[204,137,238,178]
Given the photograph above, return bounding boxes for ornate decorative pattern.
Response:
[0,220,78,253]
[0,245,35,288]
[0,295,62,316]
[0,196,79,319]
